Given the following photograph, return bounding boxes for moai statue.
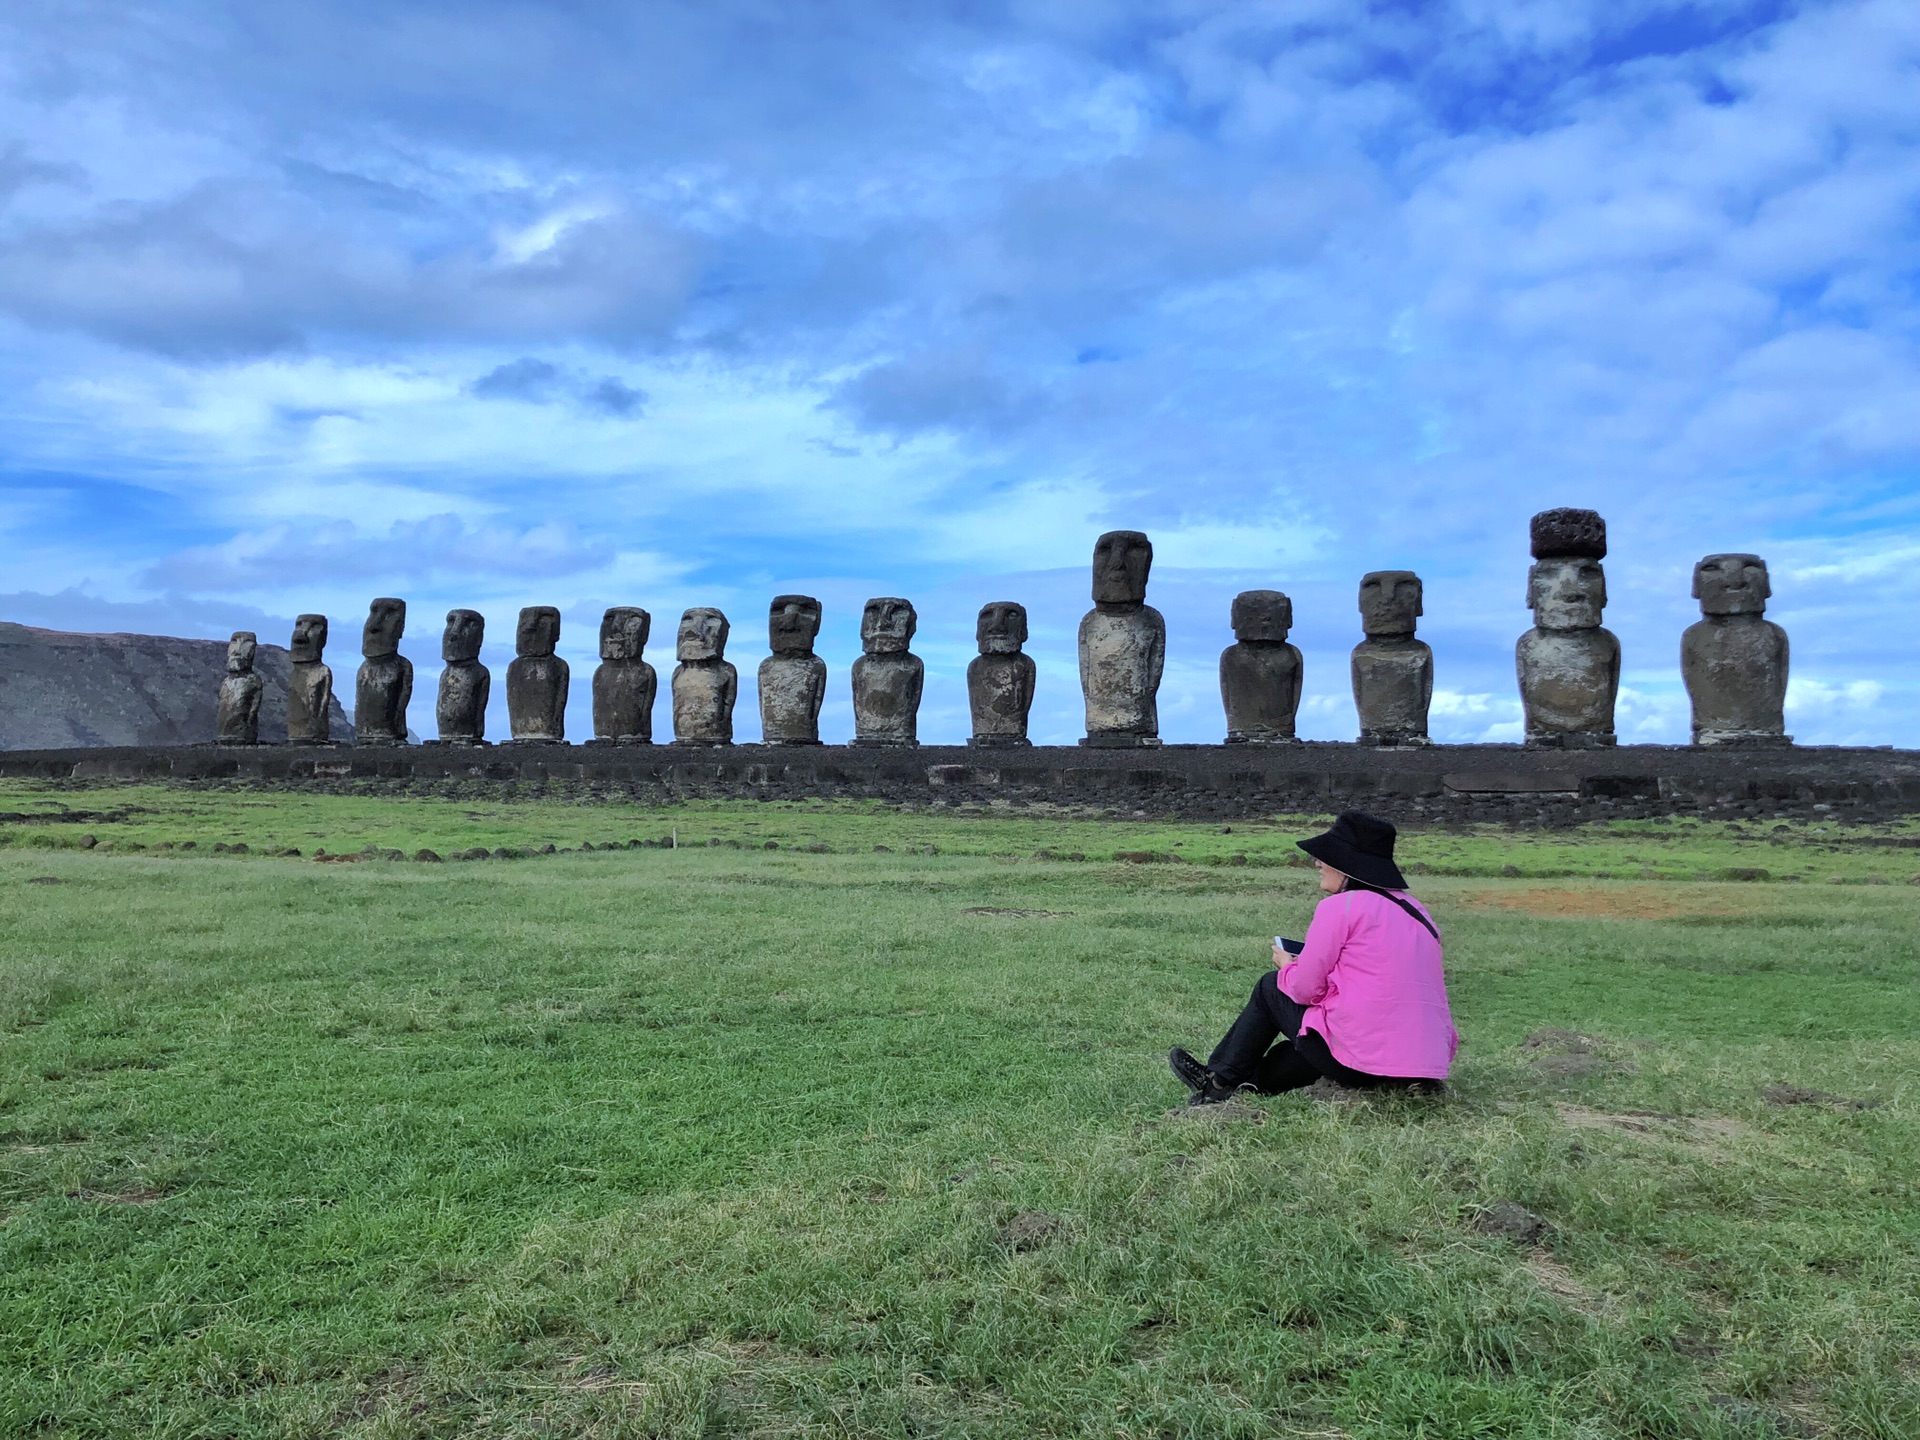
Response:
[1351,571,1433,746]
[591,607,656,744]
[1682,554,1791,746]
[215,631,263,745]
[1079,530,1164,747]
[759,595,826,745]
[1220,590,1303,744]
[1517,508,1619,748]
[355,597,412,745]
[851,598,923,747]
[968,601,1036,747]
[671,607,736,745]
[435,609,490,745]
[506,606,568,743]
[286,613,334,744]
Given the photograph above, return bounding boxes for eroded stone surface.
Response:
[215,632,262,745]
[671,606,736,745]
[1517,511,1618,748]
[354,598,413,746]
[968,601,1036,747]
[286,614,334,745]
[506,606,568,743]
[851,597,922,746]
[760,595,826,745]
[435,609,490,745]
[1682,554,1790,746]
[592,606,656,744]
[1352,570,1433,746]
[1220,590,1302,744]
[1079,531,1164,747]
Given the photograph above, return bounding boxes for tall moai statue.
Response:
[506,606,568,743]
[1682,554,1790,746]
[436,609,490,745]
[355,597,412,745]
[851,598,923,747]
[591,607,656,744]
[1079,530,1164,747]
[1517,508,1618,748]
[1351,571,1433,746]
[760,595,826,744]
[968,601,1036,747]
[286,613,335,744]
[1220,590,1302,744]
[215,631,263,745]
[671,607,736,745]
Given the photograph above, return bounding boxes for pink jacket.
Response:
[1277,888,1459,1080]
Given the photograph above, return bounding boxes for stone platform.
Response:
[3,741,1919,824]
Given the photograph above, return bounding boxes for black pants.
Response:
[1206,970,1428,1094]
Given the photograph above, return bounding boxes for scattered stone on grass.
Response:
[1473,1199,1548,1245]
[960,906,1070,918]
[1719,866,1770,881]
[1761,1083,1879,1111]
[1115,850,1155,863]
[78,834,97,848]
[413,849,442,863]
[997,1211,1062,1251]
[1500,863,1521,876]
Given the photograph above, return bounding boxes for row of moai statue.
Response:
[214,510,1790,748]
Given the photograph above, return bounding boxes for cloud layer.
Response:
[0,0,1914,744]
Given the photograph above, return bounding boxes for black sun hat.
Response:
[1296,810,1407,891]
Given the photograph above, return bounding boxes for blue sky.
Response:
[1,0,1915,746]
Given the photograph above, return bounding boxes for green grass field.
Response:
[3,785,1919,1438]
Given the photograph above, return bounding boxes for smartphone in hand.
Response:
[1274,936,1304,957]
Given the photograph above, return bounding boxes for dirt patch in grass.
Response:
[960,906,1071,918]
[1556,1104,1757,1154]
[1458,884,1734,920]
[66,1185,169,1205]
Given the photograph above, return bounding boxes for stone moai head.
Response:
[1230,590,1292,643]
[442,609,485,664]
[1091,530,1153,606]
[516,606,560,658]
[1527,508,1608,630]
[861,598,916,655]
[768,595,822,656]
[600,606,651,661]
[362,598,406,658]
[977,601,1028,655]
[1359,571,1422,637]
[291,614,328,663]
[227,631,257,673]
[678,607,729,662]
[1693,554,1770,616]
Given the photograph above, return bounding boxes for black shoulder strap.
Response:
[1383,890,1441,943]
[1348,881,1441,942]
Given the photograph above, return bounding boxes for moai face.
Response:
[227,631,257,673]
[1693,554,1770,616]
[1091,530,1153,606]
[768,595,822,656]
[1230,590,1292,643]
[678,607,729,662]
[600,606,651,661]
[442,609,485,664]
[516,606,560,658]
[362,598,406,658]
[291,614,328,663]
[861,598,916,655]
[1528,558,1607,630]
[1359,571,1422,637]
[977,601,1028,655]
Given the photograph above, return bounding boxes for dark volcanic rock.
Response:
[0,623,354,749]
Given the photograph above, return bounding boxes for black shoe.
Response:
[1168,1047,1215,1095]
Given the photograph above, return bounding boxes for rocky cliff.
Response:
[0,623,354,748]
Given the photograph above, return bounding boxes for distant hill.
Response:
[0,622,354,749]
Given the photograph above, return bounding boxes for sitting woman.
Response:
[1170,810,1457,1104]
